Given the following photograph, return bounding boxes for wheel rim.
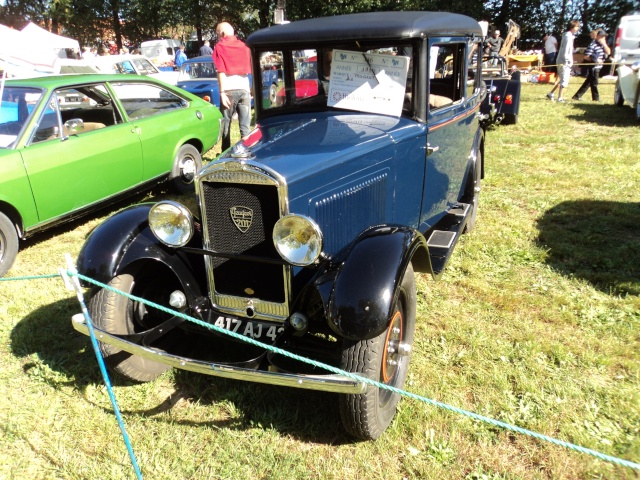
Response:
[179,155,197,184]
[0,229,5,262]
[382,311,403,383]
[270,84,277,103]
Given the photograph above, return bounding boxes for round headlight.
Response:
[273,214,323,266]
[149,201,193,247]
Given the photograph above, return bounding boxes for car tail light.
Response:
[505,94,513,105]
[203,95,211,103]
[493,95,501,103]
[615,27,622,48]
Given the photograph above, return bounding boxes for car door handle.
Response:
[427,144,440,156]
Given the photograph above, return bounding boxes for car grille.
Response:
[198,163,290,321]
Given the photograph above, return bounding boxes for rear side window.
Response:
[428,43,466,110]
[111,82,188,120]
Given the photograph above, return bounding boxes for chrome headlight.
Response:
[148,201,193,247]
[273,214,323,266]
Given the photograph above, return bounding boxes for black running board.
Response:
[426,203,471,278]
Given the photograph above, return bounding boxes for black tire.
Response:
[170,144,202,194]
[635,83,640,120]
[339,263,416,440]
[0,212,19,277]
[614,79,625,106]
[88,269,179,382]
[463,148,482,233]
[501,113,518,125]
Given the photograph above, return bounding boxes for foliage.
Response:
[2,0,636,50]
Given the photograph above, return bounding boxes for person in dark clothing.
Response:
[199,40,213,57]
[572,29,611,101]
[485,29,504,66]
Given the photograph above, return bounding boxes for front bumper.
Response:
[72,313,367,394]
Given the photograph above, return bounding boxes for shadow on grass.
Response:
[536,200,640,296]
[9,298,350,444]
[566,102,639,126]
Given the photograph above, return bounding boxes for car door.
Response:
[19,85,143,222]
[108,81,194,180]
[419,40,477,231]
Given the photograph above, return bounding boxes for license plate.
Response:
[213,315,285,341]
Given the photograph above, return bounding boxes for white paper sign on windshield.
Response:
[327,49,410,117]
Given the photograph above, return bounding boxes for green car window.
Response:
[111,83,188,120]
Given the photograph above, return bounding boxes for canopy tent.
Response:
[0,23,80,75]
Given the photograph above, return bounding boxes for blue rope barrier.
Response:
[63,261,143,480]
[0,273,60,281]
[68,269,640,472]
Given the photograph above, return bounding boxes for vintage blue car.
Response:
[176,55,221,107]
[73,11,487,440]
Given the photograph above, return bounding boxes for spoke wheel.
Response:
[88,265,186,382]
[170,144,202,194]
[0,212,19,277]
[339,263,416,440]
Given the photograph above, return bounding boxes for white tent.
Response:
[21,22,80,52]
[0,23,81,75]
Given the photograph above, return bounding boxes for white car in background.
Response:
[91,54,179,85]
[615,61,640,119]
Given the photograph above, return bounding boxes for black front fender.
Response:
[321,226,429,340]
[76,203,206,300]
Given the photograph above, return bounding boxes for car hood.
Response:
[209,112,423,186]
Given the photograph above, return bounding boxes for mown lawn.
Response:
[1,76,639,479]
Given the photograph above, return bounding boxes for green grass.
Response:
[1,77,639,479]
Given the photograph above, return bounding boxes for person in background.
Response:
[543,32,558,73]
[546,20,581,103]
[485,29,504,66]
[175,44,188,68]
[572,29,611,102]
[199,40,213,57]
[212,22,252,151]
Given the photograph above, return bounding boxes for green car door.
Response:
[19,88,143,224]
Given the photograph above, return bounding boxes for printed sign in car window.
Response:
[327,49,410,117]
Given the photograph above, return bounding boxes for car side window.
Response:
[31,85,120,144]
[111,83,188,120]
[428,43,466,111]
[467,41,481,99]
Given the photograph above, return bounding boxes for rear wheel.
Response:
[635,83,640,119]
[0,212,19,277]
[170,144,202,194]
[614,79,625,106]
[339,263,416,440]
[463,149,482,233]
[88,266,185,382]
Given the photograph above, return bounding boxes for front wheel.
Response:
[463,148,483,233]
[88,266,186,382]
[339,263,416,440]
[635,83,640,119]
[170,144,202,194]
[0,212,19,277]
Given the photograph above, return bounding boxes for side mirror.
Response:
[64,118,85,135]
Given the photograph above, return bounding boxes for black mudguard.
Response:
[76,203,207,301]
[315,226,430,341]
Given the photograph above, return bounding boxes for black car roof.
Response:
[247,11,483,47]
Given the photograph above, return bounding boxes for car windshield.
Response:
[255,43,414,118]
[179,61,217,80]
[0,86,43,148]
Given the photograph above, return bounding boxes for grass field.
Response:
[1,77,639,480]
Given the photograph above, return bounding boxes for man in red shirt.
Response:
[213,22,252,151]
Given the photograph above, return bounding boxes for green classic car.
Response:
[0,74,222,276]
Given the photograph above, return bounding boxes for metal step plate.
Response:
[448,203,470,217]
[427,230,456,249]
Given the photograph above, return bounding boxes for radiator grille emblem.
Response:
[230,206,253,233]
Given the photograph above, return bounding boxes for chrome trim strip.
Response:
[72,314,366,394]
